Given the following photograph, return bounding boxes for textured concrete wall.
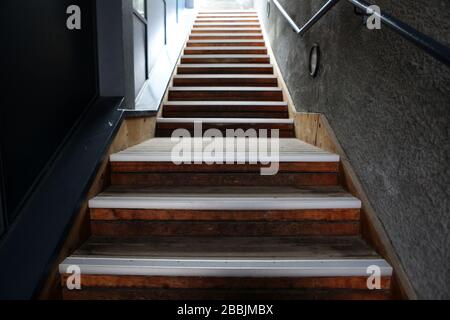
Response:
[255,0,450,299]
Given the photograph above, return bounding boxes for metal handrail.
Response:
[271,0,450,66]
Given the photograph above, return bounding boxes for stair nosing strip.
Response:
[60,257,392,277]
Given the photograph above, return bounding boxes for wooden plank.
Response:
[91,208,360,222]
[71,236,373,257]
[189,34,264,40]
[180,54,270,64]
[63,287,392,300]
[168,86,283,101]
[61,275,390,290]
[177,63,273,74]
[172,74,278,87]
[187,39,265,47]
[184,46,268,54]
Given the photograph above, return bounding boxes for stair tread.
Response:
[164,101,287,106]
[188,39,265,43]
[157,118,293,124]
[60,236,392,277]
[191,28,262,32]
[185,46,267,50]
[173,74,277,79]
[178,63,272,68]
[170,86,280,91]
[88,186,360,210]
[109,138,340,163]
[182,54,268,58]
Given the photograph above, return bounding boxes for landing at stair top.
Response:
[109,138,340,163]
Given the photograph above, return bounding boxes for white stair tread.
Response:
[60,257,391,278]
[88,186,360,210]
[109,138,340,163]
[157,118,293,124]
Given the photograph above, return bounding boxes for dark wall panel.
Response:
[1,0,97,221]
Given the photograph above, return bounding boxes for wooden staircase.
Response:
[59,10,393,300]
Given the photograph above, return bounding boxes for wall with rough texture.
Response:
[255,0,450,299]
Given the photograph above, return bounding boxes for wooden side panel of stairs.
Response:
[59,11,393,300]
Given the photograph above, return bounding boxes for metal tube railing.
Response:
[271,0,450,66]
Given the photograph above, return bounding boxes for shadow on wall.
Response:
[198,0,254,9]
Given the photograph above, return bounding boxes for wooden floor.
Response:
[59,10,392,300]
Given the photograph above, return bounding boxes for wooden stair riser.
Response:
[110,172,339,188]
[90,220,360,237]
[177,65,273,74]
[162,103,289,118]
[189,34,264,40]
[172,76,278,87]
[191,28,263,34]
[62,288,392,300]
[168,89,282,101]
[155,123,295,138]
[184,47,268,54]
[180,55,270,64]
[194,24,261,29]
[62,275,388,290]
[187,40,265,47]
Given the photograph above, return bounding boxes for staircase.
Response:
[59,10,393,300]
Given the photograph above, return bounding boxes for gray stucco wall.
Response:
[255,0,450,299]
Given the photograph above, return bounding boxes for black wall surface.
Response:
[1,0,97,225]
[256,0,450,299]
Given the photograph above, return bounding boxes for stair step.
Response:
[60,236,392,299]
[199,11,258,14]
[184,46,268,55]
[177,64,273,75]
[180,54,270,64]
[194,23,261,28]
[155,118,295,138]
[89,186,360,236]
[108,138,340,188]
[189,33,264,40]
[196,18,260,23]
[172,75,278,87]
[196,15,259,19]
[168,86,282,101]
[163,101,289,118]
[191,28,263,34]
[187,39,265,47]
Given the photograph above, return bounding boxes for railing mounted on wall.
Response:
[270,0,450,66]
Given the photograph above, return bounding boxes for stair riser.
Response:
[91,208,360,222]
[110,173,339,188]
[189,35,264,40]
[168,90,283,101]
[185,48,268,54]
[180,57,270,64]
[155,125,295,138]
[62,275,388,290]
[163,111,289,118]
[90,221,360,237]
[177,66,273,74]
[191,29,262,34]
[194,25,261,28]
[187,41,265,47]
[172,77,278,87]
